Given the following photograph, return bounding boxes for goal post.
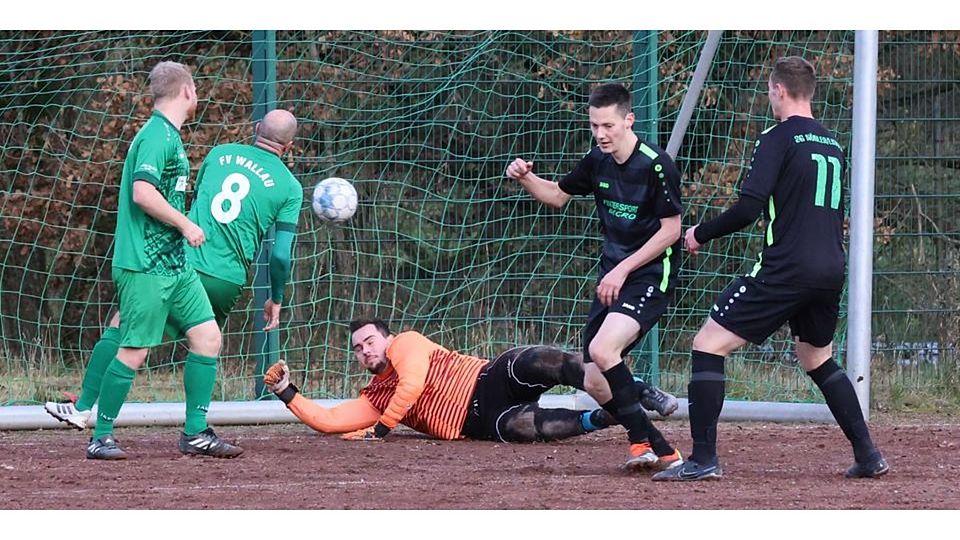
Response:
[847,30,879,420]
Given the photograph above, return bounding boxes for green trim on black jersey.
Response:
[750,196,777,278]
[659,246,672,292]
[638,143,659,160]
[765,195,777,246]
[749,251,763,277]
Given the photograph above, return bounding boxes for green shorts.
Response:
[114,268,216,348]
[164,271,243,339]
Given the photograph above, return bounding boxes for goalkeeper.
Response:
[45,108,303,456]
[264,318,678,452]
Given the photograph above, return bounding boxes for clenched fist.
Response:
[505,158,533,180]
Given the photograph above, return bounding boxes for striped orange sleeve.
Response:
[378,331,435,429]
[286,393,381,434]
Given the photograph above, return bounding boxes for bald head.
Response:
[257,109,298,146]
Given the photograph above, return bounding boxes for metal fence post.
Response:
[633,30,661,385]
[252,30,278,399]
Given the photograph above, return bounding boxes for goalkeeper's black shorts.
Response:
[460,347,554,441]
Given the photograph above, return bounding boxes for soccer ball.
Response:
[311,177,358,223]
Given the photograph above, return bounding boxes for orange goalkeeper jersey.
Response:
[285,331,488,440]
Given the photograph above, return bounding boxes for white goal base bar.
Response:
[0,393,833,430]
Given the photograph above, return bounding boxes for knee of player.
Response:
[691,331,712,352]
[117,347,149,369]
[582,364,612,403]
[583,371,607,396]
[187,322,222,356]
[587,340,620,369]
[692,323,742,357]
[520,346,567,368]
[498,410,537,443]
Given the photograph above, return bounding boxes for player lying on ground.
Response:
[264,318,679,464]
[45,108,303,460]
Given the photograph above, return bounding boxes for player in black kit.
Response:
[653,56,888,481]
[506,82,684,472]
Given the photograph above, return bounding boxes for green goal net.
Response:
[5,30,947,410]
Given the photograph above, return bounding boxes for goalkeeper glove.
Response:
[264,360,290,393]
[264,360,299,404]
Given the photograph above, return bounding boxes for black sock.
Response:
[807,358,876,462]
[630,377,675,455]
[688,350,726,465]
[646,428,676,457]
[602,396,674,455]
[601,399,618,418]
[601,362,654,444]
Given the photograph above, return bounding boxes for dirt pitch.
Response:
[2,413,958,510]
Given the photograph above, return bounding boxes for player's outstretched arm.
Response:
[689,128,782,253]
[687,194,765,254]
[506,158,572,209]
[265,360,381,434]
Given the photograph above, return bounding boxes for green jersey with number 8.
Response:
[187,143,303,286]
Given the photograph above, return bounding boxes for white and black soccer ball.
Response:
[311,177,358,223]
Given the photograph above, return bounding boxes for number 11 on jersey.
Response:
[810,153,841,210]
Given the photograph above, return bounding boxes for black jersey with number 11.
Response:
[740,116,847,290]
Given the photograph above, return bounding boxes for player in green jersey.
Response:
[46,102,303,459]
[42,62,228,460]
[185,108,303,333]
[46,107,303,458]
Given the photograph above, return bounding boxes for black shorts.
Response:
[710,275,841,348]
[460,347,547,442]
[581,277,672,363]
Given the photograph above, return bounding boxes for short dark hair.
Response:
[771,56,816,100]
[588,83,632,116]
[349,318,392,337]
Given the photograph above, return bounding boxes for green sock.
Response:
[183,352,218,436]
[93,358,136,439]
[76,326,121,411]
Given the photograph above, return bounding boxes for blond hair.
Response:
[148,61,193,101]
